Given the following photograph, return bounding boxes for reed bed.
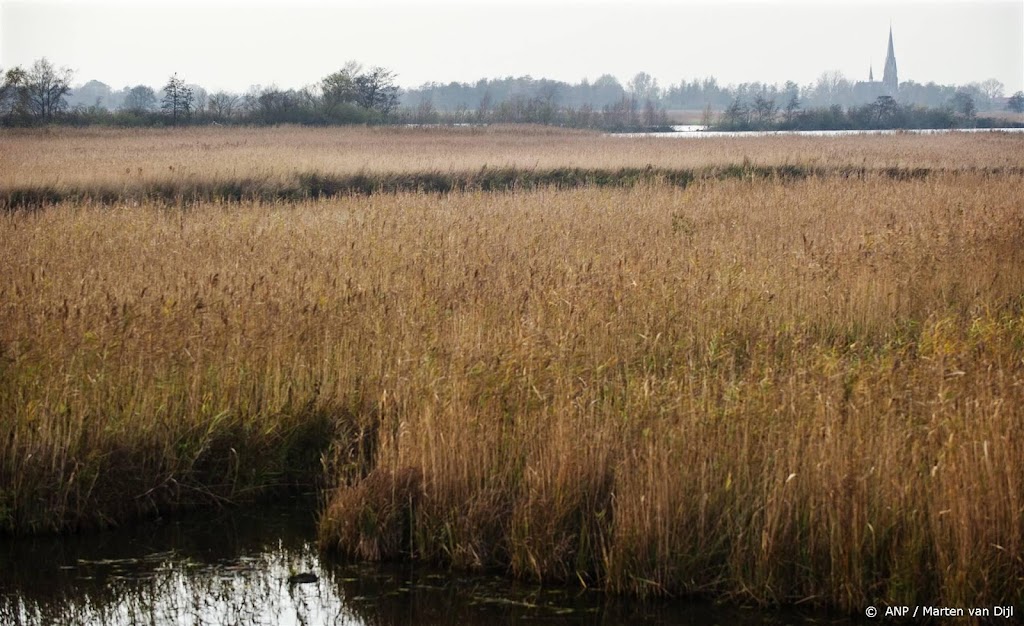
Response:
[2,169,1022,611]
[3,125,1024,193]
[1,163,959,211]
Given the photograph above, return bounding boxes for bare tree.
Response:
[354,66,399,115]
[722,97,749,129]
[1008,91,1024,114]
[415,96,436,123]
[812,70,851,106]
[321,61,362,115]
[476,90,493,122]
[783,92,801,124]
[950,90,977,121]
[0,66,28,121]
[161,73,194,124]
[641,99,656,126]
[628,71,659,102]
[592,74,625,104]
[700,103,714,127]
[252,86,299,122]
[23,58,74,122]
[207,91,240,119]
[751,92,777,127]
[781,81,800,123]
[978,78,1005,102]
[871,95,898,125]
[190,85,208,114]
[122,85,157,112]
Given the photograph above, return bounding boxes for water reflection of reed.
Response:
[0,504,847,626]
[1,550,840,626]
[1,543,363,626]
[0,503,353,626]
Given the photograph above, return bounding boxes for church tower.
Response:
[882,27,898,94]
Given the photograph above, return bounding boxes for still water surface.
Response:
[616,125,1024,138]
[1,499,865,625]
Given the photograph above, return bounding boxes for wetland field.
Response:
[2,126,1023,615]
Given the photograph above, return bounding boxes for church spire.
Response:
[882,26,898,94]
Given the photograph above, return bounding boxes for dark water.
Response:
[0,499,864,625]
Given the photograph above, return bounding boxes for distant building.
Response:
[882,27,899,93]
[854,28,899,102]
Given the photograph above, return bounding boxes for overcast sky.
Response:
[1,0,1021,94]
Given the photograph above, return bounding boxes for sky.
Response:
[1,0,1021,94]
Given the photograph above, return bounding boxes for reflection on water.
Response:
[0,499,862,625]
[615,125,1024,138]
[0,501,333,626]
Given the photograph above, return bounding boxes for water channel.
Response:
[0,497,869,625]
[615,125,1024,138]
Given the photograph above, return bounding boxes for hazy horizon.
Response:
[2,0,1021,95]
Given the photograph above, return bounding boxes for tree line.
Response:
[405,71,1020,115]
[714,92,1021,132]
[0,59,399,127]
[2,57,1022,129]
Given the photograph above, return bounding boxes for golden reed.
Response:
[2,127,1023,612]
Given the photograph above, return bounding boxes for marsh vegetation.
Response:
[2,127,1023,613]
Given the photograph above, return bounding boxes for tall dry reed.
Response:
[3,125,1023,192]
[2,170,1022,610]
[316,175,1024,610]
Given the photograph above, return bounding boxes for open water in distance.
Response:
[0,498,869,625]
[614,125,1024,138]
